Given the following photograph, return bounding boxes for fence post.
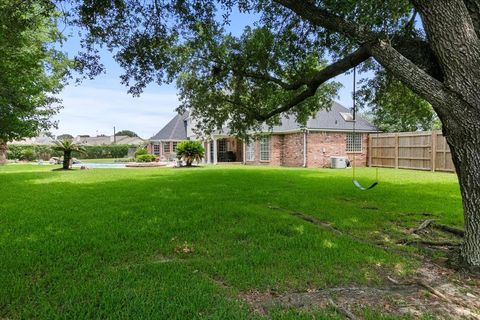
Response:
[395,133,399,169]
[368,134,372,167]
[431,131,436,172]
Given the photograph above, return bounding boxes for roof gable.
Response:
[149,111,189,141]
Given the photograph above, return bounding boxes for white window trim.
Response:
[260,137,270,161]
[163,142,171,153]
[153,144,161,155]
[246,141,255,161]
[346,133,362,153]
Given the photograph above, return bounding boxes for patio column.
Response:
[213,138,218,164]
[206,141,211,164]
[242,140,246,164]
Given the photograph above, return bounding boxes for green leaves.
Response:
[0,0,71,142]
[357,71,440,132]
[52,139,87,155]
[175,141,205,166]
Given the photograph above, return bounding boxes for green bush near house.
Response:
[135,154,156,162]
[20,148,36,161]
[134,147,148,157]
[175,140,205,166]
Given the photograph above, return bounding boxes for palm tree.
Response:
[52,139,86,170]
[176,141,205,167]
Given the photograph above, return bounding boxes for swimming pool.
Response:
[72,162,127,169]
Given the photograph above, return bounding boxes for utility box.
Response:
[331,156,348,169]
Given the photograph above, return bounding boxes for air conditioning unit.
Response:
[331,156,347,169]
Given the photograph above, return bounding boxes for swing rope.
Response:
[351,67,379,191]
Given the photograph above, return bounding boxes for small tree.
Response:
[115,130,138,137]
[176,141,205,167]
[57,134,74,141]
[52,140,86,170]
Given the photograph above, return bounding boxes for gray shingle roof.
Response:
[149,111,189,141]
[152,102,376,140]
[270,101,377,132]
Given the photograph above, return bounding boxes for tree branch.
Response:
[255,46,371,121]
[273,0,377,43]
[273,0,449,109]
[369,40,447,107]
[238,70,294,89]
[464,0,480,38]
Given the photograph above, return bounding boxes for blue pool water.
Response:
[72,162,127,169]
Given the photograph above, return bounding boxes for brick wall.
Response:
[305,132,368,168]
[281,133,305,167]
[147,141,181,160]
[245,131,369,168]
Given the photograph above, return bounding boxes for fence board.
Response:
[369,130,455,172]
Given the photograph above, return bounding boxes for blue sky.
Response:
[53,10,365,139]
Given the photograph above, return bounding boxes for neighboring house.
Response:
[73,135,144,146]
[11,133,55,145]
[147,102,378,167]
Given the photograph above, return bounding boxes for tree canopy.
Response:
[0,0,70,146]
[57,134,74,141]
[115,130,139,137]
[63,0,480,269]
[358,72,441,132]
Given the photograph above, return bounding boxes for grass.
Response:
[0,165,462,319]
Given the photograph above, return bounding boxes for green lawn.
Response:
[0,165,462,319]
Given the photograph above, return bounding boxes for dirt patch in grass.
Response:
[239,261,480,319]
[256,208,480,318]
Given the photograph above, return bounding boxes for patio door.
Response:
[218,139,227,161]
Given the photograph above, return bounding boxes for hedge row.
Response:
[7,144,136,160]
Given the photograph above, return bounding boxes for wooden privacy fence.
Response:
[368,130,455,172]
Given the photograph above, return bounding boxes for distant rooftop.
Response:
[73,135,144,146]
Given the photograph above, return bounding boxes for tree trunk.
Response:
[442,120,480,271]
[63,151,71,170]
[0,140,7,165]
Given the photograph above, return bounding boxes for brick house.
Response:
[147,112,189,160]
[147,102,377,167]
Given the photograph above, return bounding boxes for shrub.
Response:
[175,141,205,166]
[134,147,148,157]
[20,148,36,161]
[82,145,131,159]
[6,144,134,160]
[135,154,156,162]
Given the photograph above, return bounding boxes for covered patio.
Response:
[204,137,244,164]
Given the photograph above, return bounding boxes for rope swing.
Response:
[351,66,379,191]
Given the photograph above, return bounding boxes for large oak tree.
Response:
[0,1,70,164]
[64,0,480,270]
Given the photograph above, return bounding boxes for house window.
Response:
[260,136,270,161]
[346,133,362,152]
[153,144,160,155]
[218,139,227,153]
[172,142,178,152]
[246,141,255,161]
[163,142,170,153]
